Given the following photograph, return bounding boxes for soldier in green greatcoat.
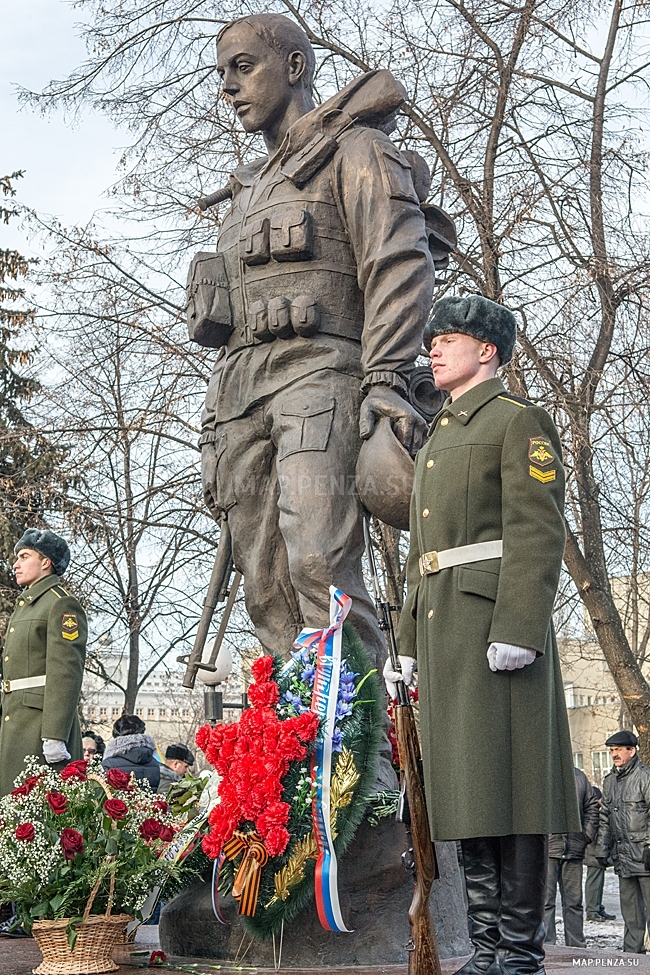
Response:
[388,296,580,975]
[0,529,87,796]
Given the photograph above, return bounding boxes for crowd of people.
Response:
[82,714,196,794]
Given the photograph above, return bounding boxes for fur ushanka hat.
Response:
[424,294,517,365]
[14,528,71,576]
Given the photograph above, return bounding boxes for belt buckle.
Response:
[1,679,9,693]
[420,551,440,575]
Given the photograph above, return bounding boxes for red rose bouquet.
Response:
[0,758,184,945]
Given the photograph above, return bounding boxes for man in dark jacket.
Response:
[102,714,160,790]
[544,767,600,946]
[158,742,194,793]
[595,730,650,953]
[584,786,616,921]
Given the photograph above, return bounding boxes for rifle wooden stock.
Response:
[395,704,442,975]
[362,516,441,975]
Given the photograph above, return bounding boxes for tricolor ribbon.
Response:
[222,830,269,917]
[294,586,353,933]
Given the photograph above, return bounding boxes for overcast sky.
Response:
[1,0,122,254]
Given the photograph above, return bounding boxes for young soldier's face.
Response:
[13,548,53,588]
[429,332,498,395]
[217,23,295,135]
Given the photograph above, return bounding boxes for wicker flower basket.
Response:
[31,816,133,975]
[31,913,133,975]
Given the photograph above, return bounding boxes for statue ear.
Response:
[287,50,307,87]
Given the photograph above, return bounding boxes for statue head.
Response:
[216,14,315,139]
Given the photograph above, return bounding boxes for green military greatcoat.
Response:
[0,574,87,796]
[398,377,579,841]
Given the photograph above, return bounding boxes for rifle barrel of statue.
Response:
[197,185,233,211]
[182,521,234,689]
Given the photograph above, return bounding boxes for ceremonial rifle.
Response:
[364,518,442,975]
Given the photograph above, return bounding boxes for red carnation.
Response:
[46,791,68,815]
[152,799,168,814]
[60,760,88,782]
[247,680,280,708]
[60,828,84,860]
[291,710,319,741]
[195,724,211,752]
[202,831,224,859]
[15,823,35,842]
[251,654,275,683]
[264,825,290,857]
[140,818,163,841]
[103,798,128,820]
[149,950,167,967]
[105,768,132,790]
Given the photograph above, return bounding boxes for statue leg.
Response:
[270,372,397,790]
[212,411,303,656]
[270,372,384,663]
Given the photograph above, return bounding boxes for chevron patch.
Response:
[62,613,79,641]
[530,465,556,483]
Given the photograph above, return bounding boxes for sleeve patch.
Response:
[62,613,79,641]
[530,465,556,483]
[374,140,419,204]
[528,437,555,467]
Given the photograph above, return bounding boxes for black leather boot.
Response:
[454,837,501,975]
[485,834,547,975]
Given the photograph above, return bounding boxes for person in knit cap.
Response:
[0,529,87,796]
[388,295,579,975]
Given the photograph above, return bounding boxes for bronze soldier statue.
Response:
[191,14,435,787]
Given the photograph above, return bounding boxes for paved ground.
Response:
[4,937,650,975]
[2,873,646,975]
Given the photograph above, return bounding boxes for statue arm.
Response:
[332,127,434,386]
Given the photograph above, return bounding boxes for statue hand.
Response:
[359,385,426,456]
[201,444,221,519]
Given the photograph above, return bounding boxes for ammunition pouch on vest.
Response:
[186,252,233,348]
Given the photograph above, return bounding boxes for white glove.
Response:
[42,739,71,764]
[383,655,417,700]
[487,642,536,673]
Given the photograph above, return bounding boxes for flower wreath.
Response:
[196,620,383,940]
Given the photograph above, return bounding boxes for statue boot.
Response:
[485,834,547,975]
[455,836,501,975]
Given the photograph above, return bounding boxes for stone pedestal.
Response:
[160,818,470,966]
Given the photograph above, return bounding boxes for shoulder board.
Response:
[51,585,70,599]
[497,393,530,408]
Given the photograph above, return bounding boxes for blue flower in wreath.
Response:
[301,663,316,683]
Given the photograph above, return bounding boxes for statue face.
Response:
[217,22,295,135]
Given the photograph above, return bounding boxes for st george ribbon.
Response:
[293,586,353,933]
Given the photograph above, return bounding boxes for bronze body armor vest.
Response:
[218,158,364,352]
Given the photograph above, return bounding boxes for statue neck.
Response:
[263,90,316,155]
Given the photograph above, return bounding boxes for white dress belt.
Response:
[2,674,47,693]
[419,540,503,576]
